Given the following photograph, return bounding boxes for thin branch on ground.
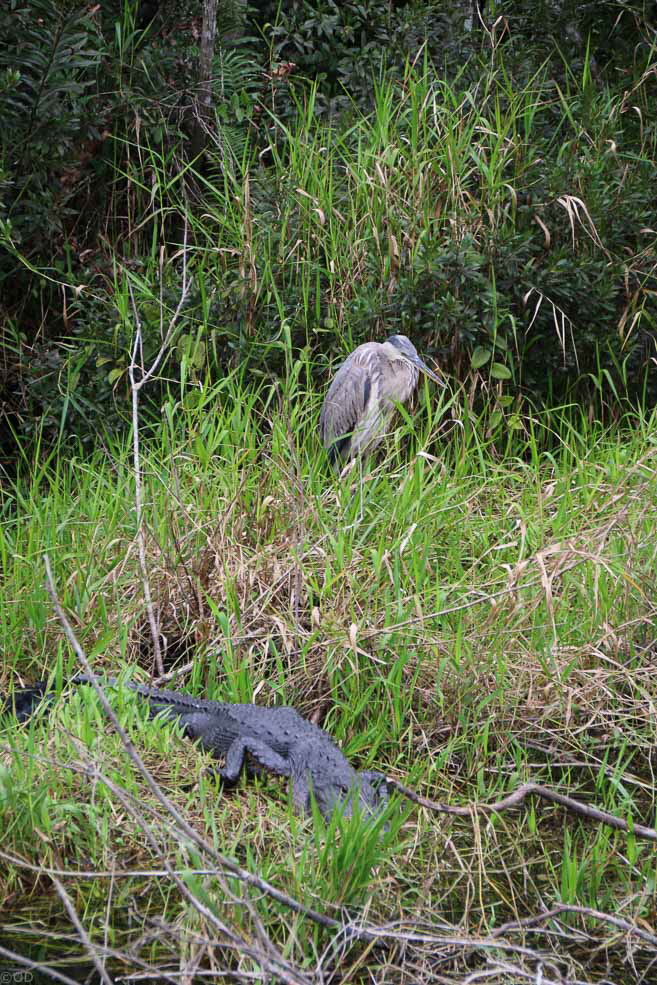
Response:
[51,875,115,985]
[84,753,312,985]
[42,554,448,953]
[0,943,85,985]
[388,778,657,842]
[43,554,314,984]
[496,903,657,948]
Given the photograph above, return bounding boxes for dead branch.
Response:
[42,553,365,931]
[388,778,657,842]
[51,875,115,985]
[127,224,192,675]
[43,555,314,984]
[496,903,657,948]
[463,956,574,985]
[0,942,83,985]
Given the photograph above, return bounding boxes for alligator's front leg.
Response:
[217,737,313,814]
[219,736,293,783]
[290,772,311,814]
[359,770,390,803]
[179,712,293,783]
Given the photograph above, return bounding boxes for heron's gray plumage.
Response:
[320,335,443,468]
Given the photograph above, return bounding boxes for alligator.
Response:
[2,676,390,821]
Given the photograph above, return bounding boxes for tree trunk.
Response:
[191,0,218,160]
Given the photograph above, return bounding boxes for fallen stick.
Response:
[496,903,657,948]
[388,778,657,842]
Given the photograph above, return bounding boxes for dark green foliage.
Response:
[1,0,656,449]
[257,0,470,117]
[0,0,194,275]
[492,0,657,78]
[0,1,102,239]
[0,0,265,445]
[254,1,657,117]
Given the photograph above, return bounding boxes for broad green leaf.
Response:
[490,362,512,380]
[471,346,491,369]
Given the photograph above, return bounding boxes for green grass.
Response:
[2,371,657,981]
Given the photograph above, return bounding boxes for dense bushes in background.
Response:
[255,0,475,117]
[0,0,258,443]
[255,0,657,114]
[0,0,656,451]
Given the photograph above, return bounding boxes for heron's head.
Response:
[386,335,443,385]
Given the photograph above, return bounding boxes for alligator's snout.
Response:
[355,769,390,817]
[314,769,389,823]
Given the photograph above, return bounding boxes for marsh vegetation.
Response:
[1,2,657,982]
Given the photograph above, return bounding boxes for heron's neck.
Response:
[380,342,419,399]
[380,341,402,361]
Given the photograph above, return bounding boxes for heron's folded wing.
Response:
[319,357,375,457]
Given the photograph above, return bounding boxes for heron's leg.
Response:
[356,451,364,522]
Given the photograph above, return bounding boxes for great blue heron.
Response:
[319,334,444,468]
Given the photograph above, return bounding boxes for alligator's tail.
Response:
[2,676,201,727]
[1,681,54,723]
[1,675,122,725]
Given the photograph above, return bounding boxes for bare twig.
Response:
[0,847,236,879]
[90,758,312,985]
[388,778,657,842]
[496,903,657,948]
[0,943,84,985]
[463,957,580,985]
[43,555,314,984]
[127,225,192,675]
[51,875,115,985]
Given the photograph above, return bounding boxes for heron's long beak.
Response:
[412,354,444,386]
